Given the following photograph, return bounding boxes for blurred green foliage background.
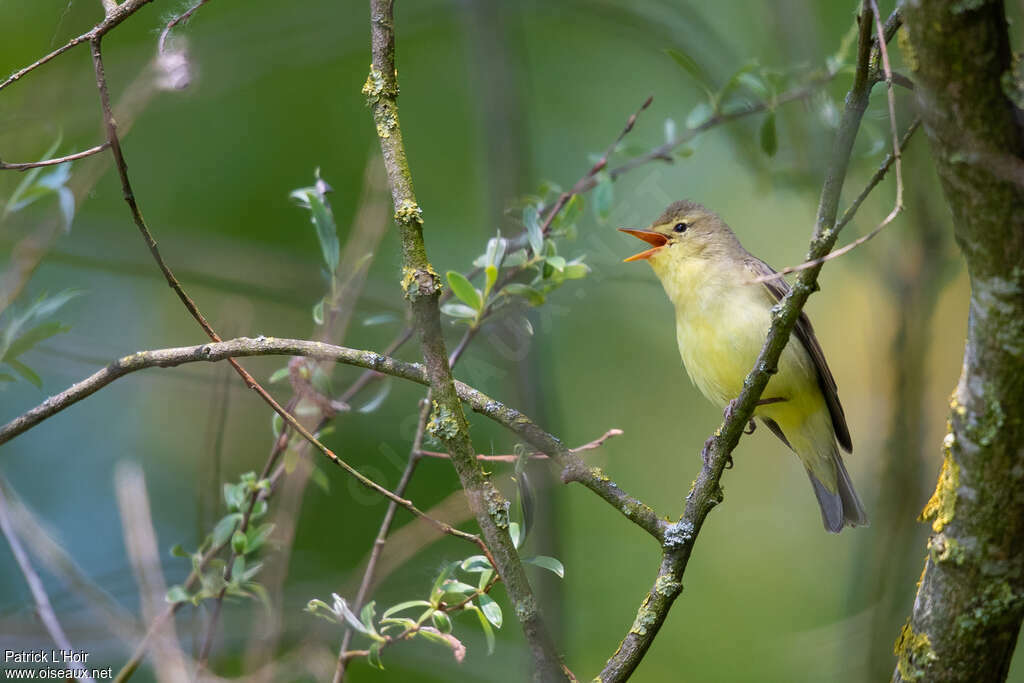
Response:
[2,0,1022,680]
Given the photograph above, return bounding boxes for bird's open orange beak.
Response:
[619,228,669,262]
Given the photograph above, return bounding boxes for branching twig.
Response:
[0,484,93,683]
[0,143,110,171]
[0,0,155,93]
[418,428,624,462]
[597,4,891,678]
[749,117,920,283]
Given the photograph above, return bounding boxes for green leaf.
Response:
[212,513,242,547]
[430,561,460,605]
[686,102,713,130]
[564,263,589,280]
[551,194,583,234]
[367,642,384,670]
[502,249,528,268]
[467,604,496,654]
[484,235,507,269]
[246,523,274,554]
[268,367,290,384]
[165,585,190,604]
[737,71,770,100]
[360,600,379,636]
[478,593,503,628]
[170,544,189,558]
[446,271,482,311]
[6,359,40,388]
[291,179,339,274]
[523,205,544,255]
[593,173,614,223]
[223,483,246,510]
[545,256,566,273]
[664,48,712,91]
[760,112,778,157]
[440,302,478,319]
[508,521,522,550]
[2,321,68,362]
[524,555,565,579]
[440,580,478,600]
[231,530,248,555]
[382,600,432,619]
[431,610,452,633]
[477,568,494,591]
[502,283,544,306]
[484,264,498,297]
[312,298,325,325]
[460,555,493,573]
[231,556,246,582]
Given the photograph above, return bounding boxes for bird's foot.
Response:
[723,398,739,422]
[724,454,734,469]
[744,419,756,435]
[701,436,716,467]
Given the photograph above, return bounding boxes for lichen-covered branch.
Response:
[596,4,887,679]
[364,2,570,678]
[894,2,1024,681]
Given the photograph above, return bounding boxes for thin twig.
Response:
[0,484,94,683]
[749,117,920,283]
[419,428,624,462]
[0,143,110,171]
[598,4,886,678]
[0,0,154,93]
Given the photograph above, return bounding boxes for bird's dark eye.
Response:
[673,222,688,233]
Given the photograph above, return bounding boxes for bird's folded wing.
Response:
[743,257,853,453]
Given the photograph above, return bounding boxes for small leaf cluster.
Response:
[441,188,590,327]
[0,290,80,388]
[166,472,274,608]
[2,135,76,230]
[290,169,341,325]
[665,49,807,158]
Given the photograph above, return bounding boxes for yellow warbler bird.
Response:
[620,200,867,532]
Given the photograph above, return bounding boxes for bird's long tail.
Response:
[807,452,869,533]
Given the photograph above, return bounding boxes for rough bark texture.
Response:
[365,2,570,679]
[895,1,1024,680]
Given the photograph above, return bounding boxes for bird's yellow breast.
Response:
[647,245,823,423]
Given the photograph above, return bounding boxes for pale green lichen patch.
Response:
[920,432,959,532]
[394,199,424,226]
[894,620,937,681]
[629,598,658,636]
[361,64,396,104]
[426,400,460,441]
[957,581,1023,634]
[654,574,682,598]
[484,485,510,529]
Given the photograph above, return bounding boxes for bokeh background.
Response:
[2,0,1022,681]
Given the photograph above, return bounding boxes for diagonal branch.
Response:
[597,3,891,678]
[0,143,110,171]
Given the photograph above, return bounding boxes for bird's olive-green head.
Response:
[619,199,741,264]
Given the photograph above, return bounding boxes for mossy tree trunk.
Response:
[894,1,1024,680]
